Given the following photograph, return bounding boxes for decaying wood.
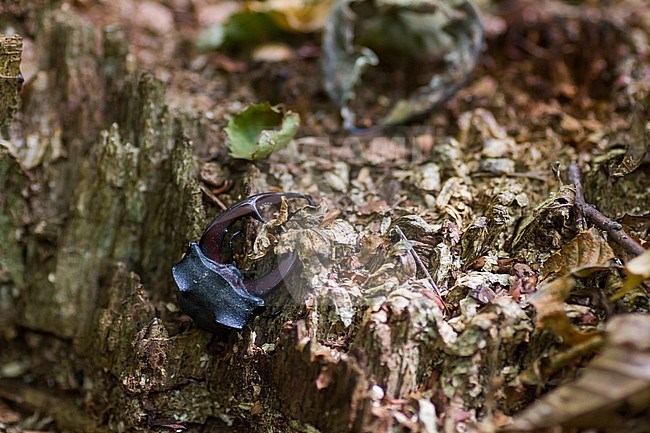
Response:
[0,146,26,339]
[0,378,109,433]
[0,34,22,129]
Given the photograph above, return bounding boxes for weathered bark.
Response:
[0,34,22,129]
[0,145,26,339]
[1,9,214,431]
[0,11,26,344]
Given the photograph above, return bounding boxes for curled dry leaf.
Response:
[529,276,598,345]
[251,196,291,260]
[530,229,618,345]
[539,228,616,283]
[322,0,483,130]
[511,186,576,253]
[504,314,650,432]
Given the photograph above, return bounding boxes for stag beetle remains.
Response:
[172,192,313,332]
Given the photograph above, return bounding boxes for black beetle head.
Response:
[172,243,265,332]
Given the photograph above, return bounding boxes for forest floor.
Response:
[2,0,650,432]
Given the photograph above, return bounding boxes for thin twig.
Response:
[568,164,585,231]
[568,163,645,256]
[393,225,441,297]
[200,184,227,210]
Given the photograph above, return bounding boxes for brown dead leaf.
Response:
[251,196,291,259]
[560,114,584,137]
[620,212,650,237]
[504,314,650,432]
[250,401,264,415]
[459,108,509,147]
[321,209,341,227]
[357,232,386,263]
[540,228,616,283]
[521,230,621,344]
[529,276,599,345]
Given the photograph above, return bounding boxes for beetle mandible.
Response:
[172,192,313,332]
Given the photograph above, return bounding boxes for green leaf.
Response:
[196,11,283,51]
[226,103,300,161]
